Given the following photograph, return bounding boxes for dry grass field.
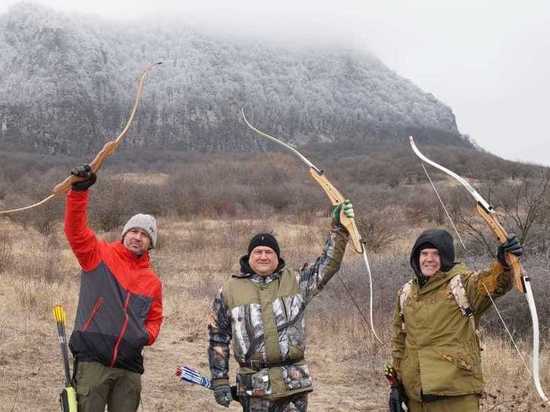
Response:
[1,214,549,411]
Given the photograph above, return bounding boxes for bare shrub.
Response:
[14,278,71,317]
[293,210,318,226]
[450,173,550,259]
[356,211,397,253]
[13,235,68,283]
[308,255,410,348]
[404,186,445,225]
[188,228,214,254]
[254,184,293,211]
[90,177,131,231]
[125,182,171,217]
[2,166,67,235]
[186,273,220,300]
[504,172,550,256]
[3,192,63,236]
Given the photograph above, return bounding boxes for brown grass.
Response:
[0,215,549,411]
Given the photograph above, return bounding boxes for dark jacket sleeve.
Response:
[208,287,232,385]
[64,190,101,272]
[298,224,349,304]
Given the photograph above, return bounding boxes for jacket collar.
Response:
[113,241,151,268]
[415,263,467,295]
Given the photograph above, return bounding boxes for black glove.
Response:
[213,384,232,408]
[497,234,523,268]
[70,164,96,191]
[389,384,408,412]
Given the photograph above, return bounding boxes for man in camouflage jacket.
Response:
[207,201,353,411]
[390,228,523,412]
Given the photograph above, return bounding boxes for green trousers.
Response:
[408,394,480,412]
[74,361,141,412]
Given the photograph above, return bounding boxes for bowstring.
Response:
[361,248,383,345]
[420,163,468,250]
[248,115,381,345]
[337,275,374,337]
[419,161,531,373]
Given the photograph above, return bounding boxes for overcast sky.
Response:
[2,0,549,166]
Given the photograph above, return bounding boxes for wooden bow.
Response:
[0,62,161,215]
[241,108,383,344]
[410,136,548,403]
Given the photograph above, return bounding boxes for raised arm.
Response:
[463,235,522,316]
[207,287,234,408]
[299,222,349,304]
[64,189,101,272]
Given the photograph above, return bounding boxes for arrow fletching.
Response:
[176,366,212,389]
[53,304,72,385]
[53,305,66,323]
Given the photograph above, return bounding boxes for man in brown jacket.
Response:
[390,228,523,412]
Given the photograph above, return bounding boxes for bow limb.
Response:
[477,204,548,403]
[51,62,162,195]
[309,167,381,346]
[241,107,363,252]
[241,108,365,254]
[0,195,57,215]
[524,275,549,402]
[410,136,524,291]
[0,63,161,216]
[409,136,549,403]
[242,108,383,344]
[241,108,321,173]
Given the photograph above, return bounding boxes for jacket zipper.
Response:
[281,298,289,321]
[110,293,131,367]
[81,297,104,332]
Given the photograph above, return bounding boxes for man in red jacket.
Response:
[65,165,163,412]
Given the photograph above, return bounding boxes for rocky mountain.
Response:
[0,3,471,156]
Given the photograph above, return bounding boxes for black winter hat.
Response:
[410,229,456,278]
[248,233,280,258]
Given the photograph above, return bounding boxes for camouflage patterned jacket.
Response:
[208,225,349,400]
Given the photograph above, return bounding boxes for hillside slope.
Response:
[0,3,470,155]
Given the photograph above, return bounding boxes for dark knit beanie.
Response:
[247,233,280,258]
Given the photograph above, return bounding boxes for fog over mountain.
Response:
[0,3,472,156]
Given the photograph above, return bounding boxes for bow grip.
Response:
[51,140,119,195]
[340,213,365,254]
[308,169,364,254]
[476,203,525,293]
[52,175,86,195]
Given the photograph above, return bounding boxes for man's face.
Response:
[419,248,441,277]
[249,246,279,277]
[123,228,151,256]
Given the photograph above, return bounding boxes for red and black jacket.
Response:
[65,190,163,374]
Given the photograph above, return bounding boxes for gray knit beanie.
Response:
[121,214,158,249]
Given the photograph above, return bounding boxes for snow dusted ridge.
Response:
[0,3,467,155]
